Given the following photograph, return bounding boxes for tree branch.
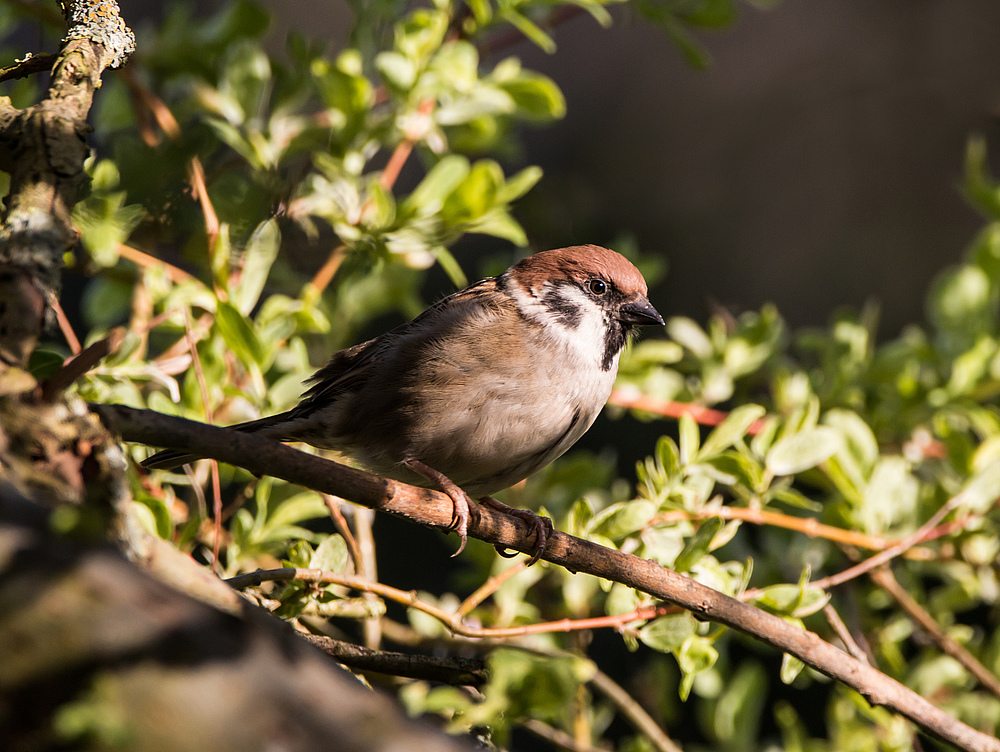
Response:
[0,483,479,752]
[92,404,1000,752]
[301,635,488,686]
[0,0,135,368]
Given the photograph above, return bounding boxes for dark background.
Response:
[115,0,1000,333]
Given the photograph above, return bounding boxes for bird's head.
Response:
[503,245,664,370]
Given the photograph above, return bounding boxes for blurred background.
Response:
[146,0,1000,335]
[77,0,999,334]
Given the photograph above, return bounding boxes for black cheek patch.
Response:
[543,287,584,327]
[602,319,627,371]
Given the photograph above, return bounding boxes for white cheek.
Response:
[509,282,609,366]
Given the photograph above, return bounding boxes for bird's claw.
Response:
[403,458,472,556]
[481,496,552,566]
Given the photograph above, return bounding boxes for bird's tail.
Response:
[140,412,293,471]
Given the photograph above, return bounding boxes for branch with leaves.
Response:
[93,403,1000,752]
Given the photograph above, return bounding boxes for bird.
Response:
[143,245,664,563]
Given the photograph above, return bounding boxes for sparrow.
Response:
[144,245,663,563]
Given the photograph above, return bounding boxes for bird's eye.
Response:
[587,278,608,295]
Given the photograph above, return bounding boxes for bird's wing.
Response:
[294,277,501,413]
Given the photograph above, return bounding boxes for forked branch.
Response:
[92,404,1000,752]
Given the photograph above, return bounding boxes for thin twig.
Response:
[608,389,764,434]
[92,405,1000,752]
[590,668,683,752]
[120,68,220,247]
[653,507,935,559]
[227,568,670,640]
[117,243,194,284]
[870,567,1000,700]
[379,98,435,191]
[188,157,220,249]
[823,604,870,665]
[0,52,57,83]
[302,244,347,302]
[47,293,81,355]
[129,274,152,361]
[458,560,527,618]
[302,634,487,686]
[183,311,223,572]
[254,594,383,620]
[154,313,212,365]
[353,506,381,649]
[521,719,611,752]
[323,494,364,573]
[810,496,967,591]
[40,327,125,400]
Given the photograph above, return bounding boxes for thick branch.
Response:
[0,0,134,367]
[0,484,478,752]
[93,404,1000,752]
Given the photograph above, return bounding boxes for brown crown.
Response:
[508,245,648,296]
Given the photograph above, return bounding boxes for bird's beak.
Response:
[618,295,664,326]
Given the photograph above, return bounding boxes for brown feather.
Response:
[509,245,648,296]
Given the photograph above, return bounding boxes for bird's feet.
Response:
[480,496,552,566]
[403,459,474,556]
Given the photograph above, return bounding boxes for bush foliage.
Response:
[5,0,1000,749]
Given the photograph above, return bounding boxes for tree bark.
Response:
[0,485,480,752]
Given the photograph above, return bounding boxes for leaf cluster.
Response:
[5,0,1000,750]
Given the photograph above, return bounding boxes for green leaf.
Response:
[500,72,566,121]
[215,301,266,366]
[780,653,805,685]
[134,494,173,539]
[679,413,700,464]
[639,613,696,653]
[431,246,468,287]
[395,9,449,63]
[566,497,594,536]
[928,264,993,334]
[498,9,556,53]
[673,517,724,572]
[468,208,528,245]
[958,459,1000,513]
[711,662,768,745]
[200,0,270,47]
[441,160,503,222]
[72,190,145,267]
[375,51,417,90]
[82,277,133,330]
[495,165,543,204]
[677,635,719,701]
[27,349,65,381]
[668,316,713,358]
[310,534,349,573]
[753,567,829,618]
[220,40,271,122]
[589,500,656,540]
[860,457,918,534]
[765,427,841,476]
[699,404,766,459]
[401,155,471,216]
[705,452,764,494]
[313,53,373,124]
[233,219,280,315]
[428,40,479,85]
[605,583,640,616]
[963,136,1000,219]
